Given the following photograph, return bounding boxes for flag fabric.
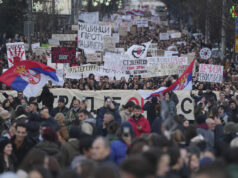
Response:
[132,9,145,16]
[139,59,196,99]
[126,41,151,59]
[0,60,60,98]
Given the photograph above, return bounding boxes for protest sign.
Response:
[123,59,148,75]
[86,52,102,63]
[0,89,196,120]
[6,42,26,68]
[151,16,160,24]
[198,64,223,83]
[78,11,99,24]
[200,48,212,60]
[104,36,116,50]
[157,49,165,56]
[164,51,179,57]
[31,43,40,49]
[78,22,112,51]
[159,33,169,40]
[104,53,127,71]
[113,33,120,43]
[119,26,128,36]
[136,18,148,28]
[48,39,60,46]
[170,32,181,38]
[51,47,76,63]
[147,43,158,56]
[143,63,180,77]
[65,64,97,76]
[52,34,77,41]
[147,56,188,66]
[95,66,127,81]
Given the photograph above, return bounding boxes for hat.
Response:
[123,101,135,109]
[0,110,10,120]
[229,100,236,105]
[0,137,11,152]
[121,121,134,137]
[58,97,65,103]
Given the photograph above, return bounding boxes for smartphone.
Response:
[123,127,130,137]
[82,96,86,101]
[107,98,111,102]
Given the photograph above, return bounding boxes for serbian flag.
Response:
[126,41,151,59]
[139,59,196,99]
[133,9,145,16]
[0,60,60,98]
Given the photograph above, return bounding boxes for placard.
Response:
[6,42,26,68]
[159,33,169,40]
[136,18,148,28]
[170,32,181,38]
[104,36,116,50]
[51,47,76,63]
[65,64,97,75]
[78,22,112,51]
[147,43,158,56]
[198,64,223,83]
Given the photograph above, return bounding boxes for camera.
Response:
[82,96,86,101]
[104,96,111,102]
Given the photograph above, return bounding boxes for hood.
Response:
[68,138,80,149]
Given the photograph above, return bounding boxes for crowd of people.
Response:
[0,4,238,178]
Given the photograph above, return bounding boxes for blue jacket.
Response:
[110,139,127,165]
[96,102,122,136]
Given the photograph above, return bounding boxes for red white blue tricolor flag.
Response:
[0,60,60,98]
[139,59,196,99]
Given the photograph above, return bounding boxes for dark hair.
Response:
[19,149,47,172]
[58,169,80,178]
[42,127,58,142]
[93,163,120,178]
[79,134,94,154]
[16,122,27,130]
[121,155,154,178]
[167,147,181,167]
[30,102,38,109]
[15,105,27,117]
[134,104,141,110]
[78,110,90,117]
[127,138,149,155]
[123,101,135,109]
[106,120,120,135]
[2,99,10,109]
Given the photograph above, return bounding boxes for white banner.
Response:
[104,36,116,50]
[147,43,158,56]
[65,64,97,75]
[198,64,223,83]
[164,51,179,57]
[6,42,26,68]
[170,32,182,38]
[48,39,60,46]
[147,56,188,66]
[136,18,148,28]
[123,59,148,75]
[78,11,99,24]
[0,89,199,120]
[113,33,120,43]
[126,41,151,59]
[159,33,169,40]
[104,53,127,71]
[86,52,102,63]
[78,22,112,51]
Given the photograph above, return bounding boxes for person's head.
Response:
[8,95,14,103]
[106,120,120,136]
[91,137,110,161]
[73,99,80,109]
[17,91,23,99]
[189,152,200,173]
[206,118,215,131]
[103,111,114,125]
[19,149,49,172]
[15,122,27,142]
[0,137,12,156]
[42,127,58,142]
[127,137,149,155]
[167,147,183,170]
[15,105,27,117]
[78,110,89,121]
[54,113,65,125]
[29,102,38,112]
[40,107,50,119]
[69,126,81,139]
[3,99,10,109]
[229,100,237,110]
[79,134,94,159]
[156,150,170,177]
[164,92,170,101]
[121,155,154,178]
[57,97,65,108]
[123,101,135,113]
[93,163,120,178]
[219,92,225,100]
[28,166,52,178]
[133,105,142,118]
[79,100,87,110]
[218,106,225,115]
[194,162,229,178]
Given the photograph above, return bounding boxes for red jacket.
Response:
[128,115,151,137]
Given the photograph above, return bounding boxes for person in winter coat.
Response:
[65,99,81,129]
[0,137,16,173]
[57,126,81,167]
[34,127,60,157]
[96,97,122,136]
[119,101,135,122]
[37,85,54,113]
[11,123,35,167]
[161,92,177,119]
[227,100,238,123]
[143,96,158,126]
[54,113,69,142]
[2,99,15,119]
[128,105,150,137]
[51,97,69,117]
[40,107,59,131]
[78,110,96,136]
[110,121,135,165]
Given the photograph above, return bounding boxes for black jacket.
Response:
[11,136,35,167]
[51,106,69,117]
